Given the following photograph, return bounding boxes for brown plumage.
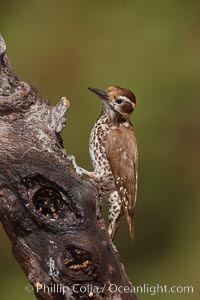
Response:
[88,86,138,239]
[105,126,138,238]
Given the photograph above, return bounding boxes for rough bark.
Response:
[0,35,139,300]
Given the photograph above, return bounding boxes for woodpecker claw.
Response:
[67,155,82,176]
[67,155,86,177]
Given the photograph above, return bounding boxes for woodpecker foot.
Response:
[109,240,119,254]
[67,155,94,179]
[67,155,85,176]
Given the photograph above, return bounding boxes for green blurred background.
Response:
[0,1,200,299]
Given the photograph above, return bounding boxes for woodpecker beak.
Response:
[88,87,108,100]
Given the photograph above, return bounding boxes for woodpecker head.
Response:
[88,86,136,119]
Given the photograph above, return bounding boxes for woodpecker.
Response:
[68,86,138,239]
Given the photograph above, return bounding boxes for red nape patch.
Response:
[131,93,136,105]
[124,89,136,105]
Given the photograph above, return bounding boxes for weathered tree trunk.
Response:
[0,35,139,300]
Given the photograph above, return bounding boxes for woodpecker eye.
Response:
[116,98,123,104]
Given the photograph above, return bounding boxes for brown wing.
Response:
[105,124,138,239]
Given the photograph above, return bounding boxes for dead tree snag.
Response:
[0,35,139,300]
